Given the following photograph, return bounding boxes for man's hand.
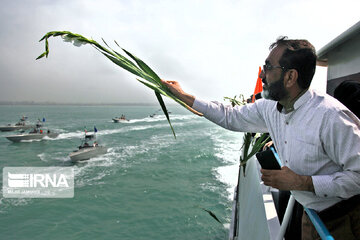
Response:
[263,140,273,151]
[161,80,195,107]
[261,166,314,192]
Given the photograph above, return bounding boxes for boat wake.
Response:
[52,123,171,141]
[34,114,202,142]
[20,139,42,143]
[215,164,239,200]
[210,131,243,201]
[52,131,84,140]
[115,114,198,124]
[0,195,32,213]
[38,152,48,162]
[73,148,123,188]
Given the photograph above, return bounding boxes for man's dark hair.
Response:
[270,36,317,89]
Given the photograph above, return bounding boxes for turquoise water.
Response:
[0,105,242,240]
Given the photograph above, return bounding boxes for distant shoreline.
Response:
[0,101,176,106]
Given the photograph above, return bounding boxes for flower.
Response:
[61,35,73,43]
[61,34,86,47]
[73,39,86,47]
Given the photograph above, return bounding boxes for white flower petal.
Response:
[73,39,86,47]
[61,35,73,43]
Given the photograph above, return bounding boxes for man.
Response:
[162,37,360,239]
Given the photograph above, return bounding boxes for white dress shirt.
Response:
[192,89,360,211]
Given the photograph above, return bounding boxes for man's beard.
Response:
[261,75,289,101]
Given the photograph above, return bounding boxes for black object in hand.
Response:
[256,149,281,170]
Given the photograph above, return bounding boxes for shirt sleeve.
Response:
[192,98,269,133]
[312,109,360,198]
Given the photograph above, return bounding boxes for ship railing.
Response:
[272,150,334,240]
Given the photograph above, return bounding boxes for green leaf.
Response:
[36,52,47,60]
[96,47,160,86]
[45,38,49,57]
[122,48,162,85]
[135,79,176,138]
[99,51,146,79]
[240,133,270,168]
[155,91,176,139]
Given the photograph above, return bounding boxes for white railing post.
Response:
[271,149,334,240]
[275,195,295,240]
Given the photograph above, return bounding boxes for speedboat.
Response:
[6,129,59,142]
[149,109,161,118]
[112,118,129,122]
[6,118,58,142]
[69,145,108,162]
[112,115,129,122]
[0,117,34,132]
[149,109,171,118]
[69,129,107,162]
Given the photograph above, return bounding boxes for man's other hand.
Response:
[261,166,314,192]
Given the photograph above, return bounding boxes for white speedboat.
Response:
[112,118,129,123]
[69,145,108,162]
[6,130,59,142]
[112,115,129,122]
[0,123,34,132]
[6,118,58,143]
[69,129,107,162]
[0,117,34,132]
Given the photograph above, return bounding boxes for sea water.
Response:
[0,104,243,240]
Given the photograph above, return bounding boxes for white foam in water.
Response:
[120,114,198,124]
[215,164,239,200]
[223,223,230,230]
[51,128,66,133]
[97,125,153,136]
[124,116,164,123]
[44,114,199,142]
[200,182,220,193]
[0,192,32,212]
[74,165,112,188]
[38,151,71,163]
[38,153,48,162]
[210,131,243,200]
[121,144,150,158]
[56,131,84,140]
[97,123,170,137]
[49,126,152,141]
[171,114,198,121]
[71,146,130,188]
[212,132,242,164]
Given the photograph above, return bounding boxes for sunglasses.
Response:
[263,64,287,73]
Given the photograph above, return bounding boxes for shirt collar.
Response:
[276,89,312,113]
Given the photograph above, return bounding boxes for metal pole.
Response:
[276,195,295,240]
[304,208,334,240]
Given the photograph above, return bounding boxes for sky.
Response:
[0,0,359,104]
